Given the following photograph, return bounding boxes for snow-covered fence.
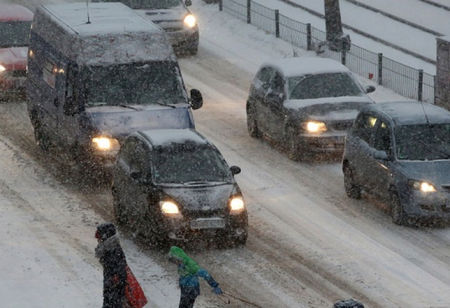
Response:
[219,0,435,104]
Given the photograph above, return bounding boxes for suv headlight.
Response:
[160,201,181,216]
[408,180,436,193]
[229,196,245,214]
[91,136,120,153]
[183,14,197,28]
[0,64,6,73]
[303,121,327,133]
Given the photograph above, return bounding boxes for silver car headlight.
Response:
[408,180,436,193]
[303,120,327,133]
[183,14,197,28]
[91,136,120,154]
[229,196,245,214]
[160,201,181,216]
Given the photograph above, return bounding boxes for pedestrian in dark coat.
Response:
[95,223,128,308]
[168,246,223,308]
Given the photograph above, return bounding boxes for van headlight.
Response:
[304,121,327,133]
[408,180,436,193]
[91,136,120,153]
[160,201,181,216]
[183,14,197,28]
[0,64,6,73]
[229,196,245,214]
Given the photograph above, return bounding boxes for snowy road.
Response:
[1,0,450,307]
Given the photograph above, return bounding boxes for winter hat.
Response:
[96,223,117,241]
[168,246,200,275]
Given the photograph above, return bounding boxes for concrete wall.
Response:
[436,37,450,110]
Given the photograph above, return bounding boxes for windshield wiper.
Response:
[119,104,139,111]
[153,101,177,109]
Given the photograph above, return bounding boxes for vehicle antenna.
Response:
[86,0,91,24]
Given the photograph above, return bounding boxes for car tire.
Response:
[33,122,51,152]
[247,103,260,138]
[391,191,407,225]
[112,187,127,225]
[187,45,198,56]
[343,164,362,199]
[287,128,307,161]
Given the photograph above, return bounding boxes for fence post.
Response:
[275,10,280,38]
[306,23,312,51]
[418,69,424,101]
[247,0,251,24]
[377,53,383,85]
[341,50,346,65]
[219,0,223,11]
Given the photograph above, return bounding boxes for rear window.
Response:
[0,21,31,48]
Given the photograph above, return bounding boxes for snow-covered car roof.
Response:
[261,57,350,78]
[33,3,175,65]
[0,4,33,22]
[365,101,450,125]
[139,129,208,147]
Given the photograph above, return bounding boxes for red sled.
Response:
[125,266,148,308]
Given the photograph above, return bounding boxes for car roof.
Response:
[0,4,33,22]
[138,129,209,148]
[363,101,450,125]
[261,57,350,78]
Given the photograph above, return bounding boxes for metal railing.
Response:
[220,0,435,103]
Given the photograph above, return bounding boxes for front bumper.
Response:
[403,190,450,221]
[297,132,346,153]
[165,28,199,52]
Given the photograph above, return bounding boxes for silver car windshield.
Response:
[0,21,30,48]
[288,72,364,100]
[395,124,450,160]
[153,144,233,184]
[82,61,186,107]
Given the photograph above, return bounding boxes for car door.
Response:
[264,70,287,141]
[251,66,274,133]
[369,118,394,200]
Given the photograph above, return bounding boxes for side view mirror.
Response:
[230,165,241,175]
[365,85,376,94]
[373,150,388,160]
[190,89,203,110]
[130,171,142,180]
[63,97,79,116]
[185,0,192,6]
[266,90,284,103]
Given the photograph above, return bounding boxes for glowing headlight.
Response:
[183,14,197,28]
[229,196,245,214]
[305,121,327,133]
[0,64,6,73]
[160,201,180,215]
[409,180,436,193]
[92,137,120,152]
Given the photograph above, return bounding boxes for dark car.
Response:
[112,129,248,245]
[246,57,375,160]
[342,101,450,225]
[94,0,199,55]
[0,4,33,100]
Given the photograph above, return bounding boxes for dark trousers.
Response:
[179,286,199,308]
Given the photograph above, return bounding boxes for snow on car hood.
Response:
[136,6,187,23]
[85,104,193,137]
[284,96,373,120]
[397,160,450,187]
[0,47,27,70]
[161,183,235,211]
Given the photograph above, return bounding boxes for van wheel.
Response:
[247,104,260,138]
[34,123,51,152]
[391,192,407,225]
[343,164,361,199]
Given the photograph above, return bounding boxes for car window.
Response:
[353,113,378,144]
[0,21,31,48]
[270,71,284,94]
[256,67,273,84]
[373,120,392,154]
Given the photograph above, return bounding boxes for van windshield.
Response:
[0,21,31,48]
[83,61,186,107]
[153,144,233,184]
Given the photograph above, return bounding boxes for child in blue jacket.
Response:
[168,246,223,308]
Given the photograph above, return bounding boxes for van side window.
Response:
[255,67,273,89]
[353,113,377,144]
[373,120,392,154]
[42,61,57,88]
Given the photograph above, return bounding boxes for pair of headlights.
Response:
[160,196,245,216]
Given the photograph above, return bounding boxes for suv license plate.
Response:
[190,218,225,230]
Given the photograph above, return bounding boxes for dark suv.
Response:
[112,129,248,245]
[342,101,450,225]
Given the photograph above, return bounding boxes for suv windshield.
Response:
[119,0,181,9]
[153,144,232,184]
[0,21,31,48]
[82,61,186,107]
[288,72,363,100]
[395,124,450,160]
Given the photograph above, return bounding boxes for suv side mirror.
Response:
[190,89,203,110]
[365,85,376,93]
[230,165,241,175]
[373,150,388,160]
[185,0,192,6]
[266,90,284,105]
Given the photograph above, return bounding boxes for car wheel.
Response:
[247,104,260,138]
[112,187,127,225]
[391,191,407,225]
[33,122,51,152]
[286,128,307,161]
[343,164,362,199]
[187,45,198,56]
